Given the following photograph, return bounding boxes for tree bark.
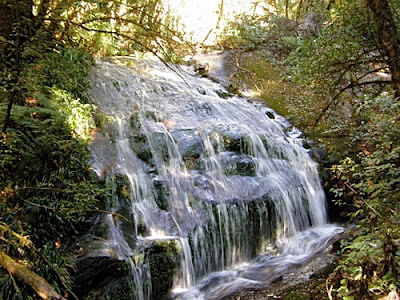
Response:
[365,0,400,99]
[0,1,12,40]
[285,0,290,18]
[296,0,304,20]
[0,249,66,300]
[0,0,35,133]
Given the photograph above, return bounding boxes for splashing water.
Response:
[88,56,341,300]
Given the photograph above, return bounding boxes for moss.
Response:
[114,174,132,200]
[147,240,179,299]
[222,155,257,176]
[136,220,147,236]
[229,50,300,119]
[153,180,170,210]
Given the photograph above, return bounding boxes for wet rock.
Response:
[219,152,257,176]
[147,240,180,299]
[215,89,233,99]
[195,63,209,77]
[146,132,169,163]
[71,238,181,300]
[113,174,132,200]
[188,172,276,204]
[85,275,135,300]
[128,136,154,166]
[214,124,249,152]
[266,111,275,119]
[171,129,206,170]
[309,148,329,164]
[153,177,170,210]
[70,239,132,299]
[172,129,203,160]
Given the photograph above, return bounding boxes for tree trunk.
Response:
[285,0,290,18]
[0,1,12,40]
[365,0,400,99]
[0,249,66,300]
[0,0,35,133]
[297,0,304,20]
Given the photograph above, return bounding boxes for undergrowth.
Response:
[0,47,108,298]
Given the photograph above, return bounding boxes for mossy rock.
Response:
[73,255,132,299]
[153,178,170,210]
[147,240,180,299]
[84,272,134,300]
[112,174,132,201]
[220,153,256,176]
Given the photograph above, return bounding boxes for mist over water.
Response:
[88,57,341,300]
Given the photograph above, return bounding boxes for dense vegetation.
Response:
[0,0,399,299]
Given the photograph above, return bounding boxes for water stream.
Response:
[88,56,342,300]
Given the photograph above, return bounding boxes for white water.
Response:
[88,56,342,300]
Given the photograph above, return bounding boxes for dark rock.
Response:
[219,152,256,176]
[266,111,275,119]
[309,148,329,164]
[71,237,181,300]
[153,177,170,210]
[215,89,233,99]
[195,63,209,77]
[214,124,248,152]
[113,174,132,200]
[129,138,154,166]
[147,240,180,299]
[172,130,203,160]
[71,240,132,299]
[146,132,169,163]
[85,275,135,300]
[172,129,205,170]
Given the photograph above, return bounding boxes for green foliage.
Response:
[0,46,107,298]
[328,93,400,298]
[289,0,376,86]
[36,48,93,103]
[51,0,187,57]
[51,88,95,141]
[281,1,400,298]
[256,0,329,20]
[286,0,385,139]
[218,15,299,59]
[328,232,399,299]
[331,93,400,222]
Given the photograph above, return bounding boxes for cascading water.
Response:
[88,56,342,300]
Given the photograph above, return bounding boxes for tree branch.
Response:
[0,249,66,300]
[23,200,129,222]
[314,79,391,126]
[1,223,79,300]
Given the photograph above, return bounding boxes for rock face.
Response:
[71,235,180,299]
[73,255,132,299]
[69,236,133,299]
[74,56,338,300]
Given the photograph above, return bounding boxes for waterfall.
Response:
[88,56,341,299]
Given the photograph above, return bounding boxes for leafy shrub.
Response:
[0,46,106,298]
[328,93,400,298]
[217,15,298,59]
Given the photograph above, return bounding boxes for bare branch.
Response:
[23,200,129,222]
[314,79,391,126]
